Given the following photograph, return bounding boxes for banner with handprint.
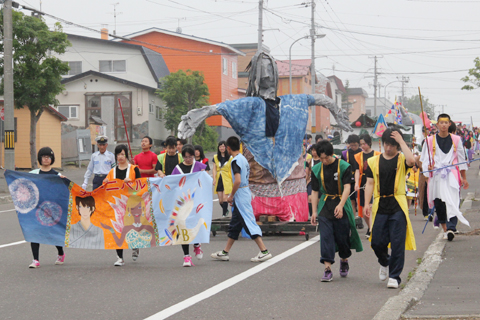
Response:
[5,170,213,249]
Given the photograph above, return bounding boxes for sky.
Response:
[15,0,480,124]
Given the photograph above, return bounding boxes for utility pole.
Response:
[372,56,378,117]
[3,0,16,171]
[397,75,409,106]
[257,0,263,52]
[310,0,316,132]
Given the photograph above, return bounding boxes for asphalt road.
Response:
[0,195,441,320]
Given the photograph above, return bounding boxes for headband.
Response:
[438,117,450,122]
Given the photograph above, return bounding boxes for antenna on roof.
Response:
[110,2,122,36]
[176,18,184,33]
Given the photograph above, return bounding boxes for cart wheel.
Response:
[305,233,309,241]
[212,231,217,237]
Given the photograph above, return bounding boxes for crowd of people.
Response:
[302,113,469,288]
[28,134,274,269]
[26,113,469,290]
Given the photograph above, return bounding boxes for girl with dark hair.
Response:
[171,144,206,267]
[194,145,210,173]
[104,144,141,266]
[212,141,233,217]
[28,147,67,268]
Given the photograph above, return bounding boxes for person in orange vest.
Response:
[103,144,141,266]
[354,134,381,239]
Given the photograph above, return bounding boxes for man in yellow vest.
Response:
[156,136,183,177]
[364,128,416,289]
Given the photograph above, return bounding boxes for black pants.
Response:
[371,210,406,284]
[318,215,351,264]
[182,244,200,256]
[31,243,64,261]
[227,204,259,240]
[93,174,106,190]
[116,249,123,259]
[422,182,429,217]
[434,198,458,231]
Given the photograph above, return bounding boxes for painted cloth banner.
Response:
[5,170,213,249]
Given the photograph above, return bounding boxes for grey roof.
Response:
[229,43,270,53]
[348,87,368,97]
[66,33,169,84]
[61,70,158,92]
[141,47,170,82]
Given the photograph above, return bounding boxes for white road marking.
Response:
[145,235,320,320]
[0,209,15,213]
[213,199,219,202]
[0,240,26,248]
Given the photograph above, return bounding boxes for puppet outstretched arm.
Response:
[311,94,353,132]
[177,105,220,139]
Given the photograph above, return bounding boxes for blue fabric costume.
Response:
[217,94,314,185]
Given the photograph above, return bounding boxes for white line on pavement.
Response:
[0,240,26,248]
[145,235,320,320]
[0,209,15,213]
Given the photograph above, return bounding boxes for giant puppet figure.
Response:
[178,52,352,221]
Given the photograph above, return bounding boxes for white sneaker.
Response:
[443,232,448,240]
[387,278,399,289]
[29,260,40,268]
[193,245,203,260]
[183,255,194,267]
[379,265,388,281]
[251,251,272,262]
[114,257,125,266]
[211,250,229,261]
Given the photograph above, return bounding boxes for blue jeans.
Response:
[371,210,407,284]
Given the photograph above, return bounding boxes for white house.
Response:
[55,33,170,148]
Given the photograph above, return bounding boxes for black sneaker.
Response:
[447,230,455,241]
[339,260,349,277]
[365,229,371,239]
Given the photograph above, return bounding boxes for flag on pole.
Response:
[373,114,388,137]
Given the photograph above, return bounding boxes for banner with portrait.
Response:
[5,170,213,249]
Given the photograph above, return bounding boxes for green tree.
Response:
[403,94,434,118]
[157,69,210,135]
[461,57,480,90]
[192,123,218,151]
[0,10,70,168]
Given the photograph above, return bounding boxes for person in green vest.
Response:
[310,140,363,282]
[156,136,183,177]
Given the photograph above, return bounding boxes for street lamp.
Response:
[384,80,401,102]
[289,34,326,95]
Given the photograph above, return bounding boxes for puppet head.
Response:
[245,51,278,100]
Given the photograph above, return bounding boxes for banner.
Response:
[373,113,388,137]
[5,170,213,249]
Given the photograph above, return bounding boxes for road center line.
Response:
[145,235,320,320]
[0,209,15,213]
[0,240,26,248]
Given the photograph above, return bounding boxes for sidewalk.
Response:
[401,200,480,320]
[373,166,480,320]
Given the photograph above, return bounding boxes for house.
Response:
[121,28,245,139]
[346,88,368,122]
[365,97,393,118]
[55,32,170,150]
[326,75,347,135]
[0,102,67,169]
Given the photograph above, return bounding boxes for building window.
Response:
[232,62,237,79]
[58,105,78,119]
[66,61,82,75]
[149,103,154,114]
[156,106,161,120]
[99,60,126,73]
[222,58,228,75]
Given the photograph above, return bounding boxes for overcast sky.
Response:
[16,0,480,124]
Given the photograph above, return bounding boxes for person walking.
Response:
[82,136,115,191]
[211,137,272,263]
[364,129,416,289]
[212,141,233,217]
[28,147,68,268]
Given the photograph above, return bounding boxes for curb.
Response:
[372,232,446,320]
